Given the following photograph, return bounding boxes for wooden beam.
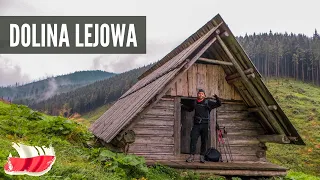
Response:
[185,37,218,69]
[233,82,254,106]
[288,136,298,141]
[268,105,277,111]
[248,107,260,112]
[247,73,255,79]
[258,142,268,150]
[210,109,217,148]
[256,150,266,158]
[250,79,295,138]
[257,135,291,144]
[248,105,277,112]
[272,111,290,136]
[198,57,234,66]
[174,97,181,155]
[209,42,235,76]
[227,73,256,84]
[189,169,287,177]
[216,34,284,134]
[225,68,254,81]
[256,110,276,134]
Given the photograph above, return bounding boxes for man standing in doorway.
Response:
[181,89,222,163]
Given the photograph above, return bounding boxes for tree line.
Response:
[237,30,320,85]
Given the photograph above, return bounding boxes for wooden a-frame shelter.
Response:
[90,14,305,177]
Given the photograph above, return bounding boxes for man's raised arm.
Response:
[181,102,194,112]
[208,94,222,109]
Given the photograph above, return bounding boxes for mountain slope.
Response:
[0,70,115,105]
[30,64,153,116]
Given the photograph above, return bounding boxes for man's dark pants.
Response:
[190,123,209,155]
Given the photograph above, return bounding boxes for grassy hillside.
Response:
[264,78,320,177]
[0,101,116,179]
[81,103,112,125]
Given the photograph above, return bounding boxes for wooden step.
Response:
[145,159,288,177]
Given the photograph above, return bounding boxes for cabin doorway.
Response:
[180,98,216,154]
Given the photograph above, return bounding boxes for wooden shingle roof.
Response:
[90,14,305,145]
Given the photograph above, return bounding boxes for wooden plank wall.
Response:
[128,97,176,159]
[216,102,267,162]
[167,63,242,100]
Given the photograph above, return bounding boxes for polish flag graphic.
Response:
[4,143,56,176]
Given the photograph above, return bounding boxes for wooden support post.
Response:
[174,97,181,155]
[210,108,217,148]
[198,57,234,66]
[257,135,291,144]
[216,34,284,134]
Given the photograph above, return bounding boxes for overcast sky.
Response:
[0,0,319,86]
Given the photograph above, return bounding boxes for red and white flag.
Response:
[4,143,56,176]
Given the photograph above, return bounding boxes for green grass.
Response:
[286,170,320,180]
[264,78,320,177]
[0,102,120,179]
[81,103,112,126]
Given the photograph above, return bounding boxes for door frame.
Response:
[174,97,181,155]
[174,97,218,155]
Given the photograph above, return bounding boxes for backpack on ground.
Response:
[204,147,221,162]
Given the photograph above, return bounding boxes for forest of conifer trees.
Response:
[29,65,151,116]
[237,30,320,85]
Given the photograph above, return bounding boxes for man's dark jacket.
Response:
[181,97,221,124]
